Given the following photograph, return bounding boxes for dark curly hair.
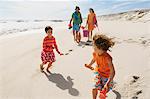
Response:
[45,26,52,33]
[93,34,115,51]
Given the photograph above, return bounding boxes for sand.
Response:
[0,10,150,99]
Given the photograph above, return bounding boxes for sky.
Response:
[0,0,150,20]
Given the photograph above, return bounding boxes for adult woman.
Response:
[86,8,98,42]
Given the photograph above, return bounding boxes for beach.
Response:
[0,9,150,99]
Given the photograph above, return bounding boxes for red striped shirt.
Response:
[43,36,57,52]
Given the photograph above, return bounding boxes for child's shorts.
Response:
[93,71,113,91]
[41,51,56,64]
[73,24,80,32]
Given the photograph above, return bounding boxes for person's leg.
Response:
[75,24,80,43]
[87,30,91,42]
[73,24,76,42]
[40,51,47,72]
[40,63,45,72]
[75,31,78,42]
[76,31,81,43]
[78,32,81,42]
[73,30,76,41]
[99,77,112,99]
[74,24,80,42]
[46,62,52,73]
[87,24,92,42]
[92,88,98,99]
[89,31,92,41]
[90,31,93,41]
[88,35,90,41]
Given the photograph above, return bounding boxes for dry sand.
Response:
[0,10,150,99]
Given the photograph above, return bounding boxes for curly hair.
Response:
[93,34,115,51]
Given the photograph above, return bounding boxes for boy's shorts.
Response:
[73,24,80,32]
[93,71,113,90]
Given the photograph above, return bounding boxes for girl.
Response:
[40,26,63,73]
[85,34,115,99]
[86,8,98,42]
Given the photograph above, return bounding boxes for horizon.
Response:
[0,0,150,20]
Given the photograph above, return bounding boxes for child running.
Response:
[85,34,115,99]
[40,26,63,73]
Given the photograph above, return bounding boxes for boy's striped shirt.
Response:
[43,36,56,52]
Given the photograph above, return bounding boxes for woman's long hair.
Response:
[89,8,94,13]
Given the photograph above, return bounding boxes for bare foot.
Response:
[76,40,80,44]
[46,68,51,74]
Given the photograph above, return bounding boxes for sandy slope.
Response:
[0,20,150,99]
[99,9,150,22]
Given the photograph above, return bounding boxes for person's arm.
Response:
[69,18,73,25]
[69,13,74,25]
[54,38,63,55]
[107,61,115,83]
[85,58,95,70]
[94,15,98,27]
[103,60,115,90]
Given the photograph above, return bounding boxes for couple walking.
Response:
[69,6,98,44]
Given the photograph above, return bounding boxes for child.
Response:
[85,34,115,99]
[40,26,63,73]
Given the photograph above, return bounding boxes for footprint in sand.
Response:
[133,76,140,80]
[64,49,73,55]
[131,76,140,84]
[65,53,69,55]
[79,41,93,46]
[139,39,142,41]
[128,38,133,40]
[121,75,143,99]
[132,90,142,99]
[136,90,142,95]
[82,45,86,48]
[132,96,138,99]
[141,40,147,44]
[124,39,139,44]
[69,49,73,52]
[131,76,143,98]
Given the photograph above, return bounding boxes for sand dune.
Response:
[99,9,150,22]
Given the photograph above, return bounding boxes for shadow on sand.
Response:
[43,71,79,96]
[80,41,93,46]
[112,90,121,99]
